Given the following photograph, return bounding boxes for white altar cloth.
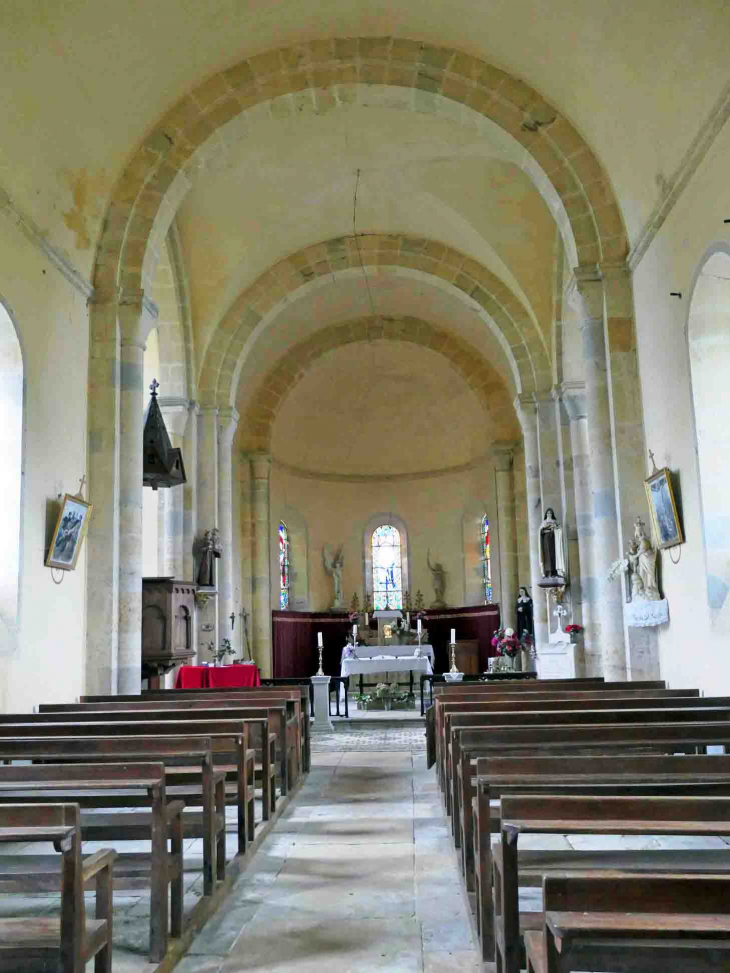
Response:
[340,656,433,678]
[341,644,434,664]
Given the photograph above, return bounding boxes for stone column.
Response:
[561,382,597,675]
[574,272,627,680]
[183,402,199,584]
[117,292,156,695]
[217,407,239,651]
[157,398,190,579]
[196,407,219,656]
[491,445,518,629]
[514,395,549,649]
[250,453,273,678]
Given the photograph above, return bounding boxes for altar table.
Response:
[174,664,260,689]
[340,644,435,665]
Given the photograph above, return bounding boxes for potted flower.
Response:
[564,623,583,644]
[490,626,522,670]
[207,638,236,666]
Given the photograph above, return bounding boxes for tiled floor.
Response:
[173,750,481,973]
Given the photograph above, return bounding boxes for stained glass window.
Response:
[371,525,403,610]
[481,515,493,604]
[279,522,290,610]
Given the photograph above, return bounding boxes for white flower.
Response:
[504,627,514,636]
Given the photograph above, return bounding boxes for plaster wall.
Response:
[268,461,497,614]
[0,217,89,712]
[632,117,730,695]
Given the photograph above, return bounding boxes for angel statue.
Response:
[427,550,447,608]
[323,544,345,610]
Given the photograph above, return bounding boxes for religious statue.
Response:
[426,550,447,608]
[323,544,345,610]
[538,508,566,585]
[197,527,222,587]
[634,517,660,601]
[515,586,534,643]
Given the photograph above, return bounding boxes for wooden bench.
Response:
[0,735,230,890]
[472,754,730,961]
[525,873,730,973]
[0,802,114,973]
[497,794,730,973]
[49,698,295,795]
[0,710,277,818]
[0,762,182,962]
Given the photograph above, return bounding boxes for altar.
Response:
[340,645,434,696]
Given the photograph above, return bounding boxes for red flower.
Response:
[564,624,583,634]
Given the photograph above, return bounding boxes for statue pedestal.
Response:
[625,598,669,627]
[310,675,334,731]
[536,640,579,679]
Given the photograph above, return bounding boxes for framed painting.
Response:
[45,493,93,570]
[644,467,683,550]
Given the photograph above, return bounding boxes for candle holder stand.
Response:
[449,641,459,673]
[316,645,325,677]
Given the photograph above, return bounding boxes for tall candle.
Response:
[417,618,422,634]
[365,612,369,627]
[406,611,411,629]
[317,632,323,648]
[450,628,456,644]
[353,624,358,638]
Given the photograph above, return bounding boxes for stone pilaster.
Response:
[182,401,199,584]
[573,271,627,680]
[217,407,239,650]
[561,381,596,676]
[514,395,549,649]
[491,444,518,629]
[249,453,273,678]
[157,397,190,579]
[118,291,156,694]
[196,406,219,655]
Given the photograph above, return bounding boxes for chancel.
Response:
[2,2,730,970]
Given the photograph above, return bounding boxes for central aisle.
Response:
[176,750,480,973]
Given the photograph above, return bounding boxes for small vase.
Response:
[384,698,392,712]
[569,632,579,644]
[511,653,522,672]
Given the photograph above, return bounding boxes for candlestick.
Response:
[317,631,323,648]
[449,640,458,673]
[316,644,324,677]
[450,628,455,644]
[353,624,357,639]
[407,611,411,629]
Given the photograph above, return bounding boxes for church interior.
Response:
[2,2,730,971]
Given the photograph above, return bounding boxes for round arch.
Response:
[237,314,520,454]
[91,36,627,303]
[198,234,550,409]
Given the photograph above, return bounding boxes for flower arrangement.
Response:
[491,626,521,658]
[348,610,359,623]
[520,632,536,658]
[207,638,236,664]
[564,624,583,635]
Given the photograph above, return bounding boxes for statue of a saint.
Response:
[426,550,447,608]
[634,518,660,601]
[539,508,566,582]
[197,528,222,587]
[323,544,345,610]
[515,586,534,642]
[626,539,644,601]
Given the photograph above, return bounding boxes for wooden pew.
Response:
[455,723,730,960]
[57,692,302,791]
[0,736,230,889]
[525,873,730,973]
[473,754,730,961]
[0,802,115,973]
[498,795,730,973]
[0,763,182,963]
[0,709,280,810]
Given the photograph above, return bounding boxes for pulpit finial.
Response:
[149,378,160,397]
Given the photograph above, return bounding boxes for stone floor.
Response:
[174,749,481,973]
[311,724,428,752]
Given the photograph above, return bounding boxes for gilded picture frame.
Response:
[45,493,93,571]
[644,467,683,550]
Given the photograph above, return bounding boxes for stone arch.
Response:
[92,37,627,303]
[198,234,549,409]
[238,314,519,454]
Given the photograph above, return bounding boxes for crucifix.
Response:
[239,607,251,661]
[648,449,659,475]
[76,475,87,500]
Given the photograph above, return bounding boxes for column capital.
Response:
[115,288,159,349]
[513,393,538,434]
[198,405,219,419]
[490,440,519,471]
[158,397,191,439]
[560,381,587,421]
[217,407,240,447]
[247,452,272,480]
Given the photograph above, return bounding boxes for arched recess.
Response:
[687,245,730,629]
[0,302,23,656]
[238,315,520,454]
[198,235,549,409]
[271,505,309,611]
[362,513,410,609]
[91,37,628,305]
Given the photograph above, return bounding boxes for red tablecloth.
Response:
[174,664,260,689]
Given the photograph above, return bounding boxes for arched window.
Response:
[278,522,290,610]
[371,525,403,610]
[480,515,492,604]
[0,303,23,654]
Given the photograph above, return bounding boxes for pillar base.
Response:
[310,675,334,731]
